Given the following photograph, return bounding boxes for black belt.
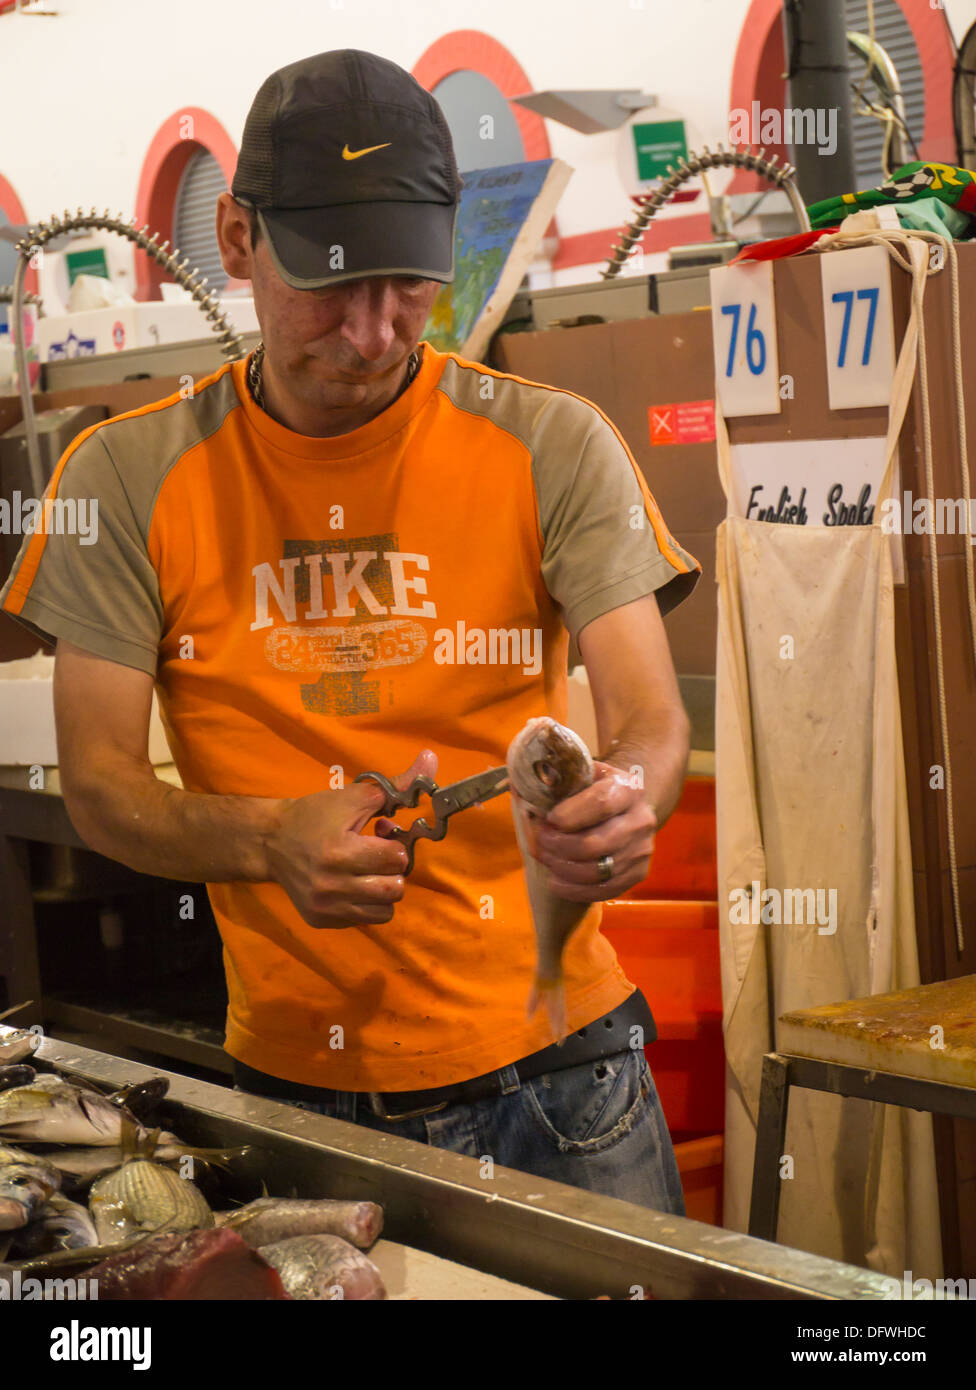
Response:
[234,988,657,1122]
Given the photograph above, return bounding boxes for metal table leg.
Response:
[748,1053,792,1241]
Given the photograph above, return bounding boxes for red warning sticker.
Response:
[648,399,715,446]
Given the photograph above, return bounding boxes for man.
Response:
[0,50,700,1214]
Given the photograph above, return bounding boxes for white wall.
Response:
[2,0,976,301]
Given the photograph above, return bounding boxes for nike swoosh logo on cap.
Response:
[342,141,392,160]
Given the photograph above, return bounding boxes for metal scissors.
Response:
[354,765,510,874]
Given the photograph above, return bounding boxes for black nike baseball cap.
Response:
[231,49,462,289]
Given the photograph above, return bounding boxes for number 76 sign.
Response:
[709,262,782,416]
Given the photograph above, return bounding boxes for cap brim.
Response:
[257,202,458,289]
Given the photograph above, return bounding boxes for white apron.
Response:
[716,231,943,1278]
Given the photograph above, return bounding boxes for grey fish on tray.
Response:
[0,1074,138,1146]
[10,1191,98,1256]
[258,1234,387,1300]
[0,1065,36,1093]
[0,1144,60,1231]
[0,1030,40,1066]
[216,1197,383,1250]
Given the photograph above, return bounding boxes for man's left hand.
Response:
[528,761,657,902]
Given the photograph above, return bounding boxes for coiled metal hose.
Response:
[8,209,247,495]
[601,146,811,280]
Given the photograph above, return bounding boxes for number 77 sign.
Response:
[709,262,782,416]
[820,245,896,409]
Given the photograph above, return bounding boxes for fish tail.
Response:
[527,975,569,1044]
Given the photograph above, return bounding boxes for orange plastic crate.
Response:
[602,898,724,1140]
[674,1134,724,1225]
[623,775,717,900]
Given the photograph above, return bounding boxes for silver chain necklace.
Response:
[247,342,421,414]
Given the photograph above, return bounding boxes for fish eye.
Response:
[533,760,559,787]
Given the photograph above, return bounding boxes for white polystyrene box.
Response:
[35,304,220,362]
[0,653,171,766]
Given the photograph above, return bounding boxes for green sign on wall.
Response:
[65,247,110,286]
[631,119,688,181]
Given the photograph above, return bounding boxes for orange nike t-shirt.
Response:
[0,343,699,1089]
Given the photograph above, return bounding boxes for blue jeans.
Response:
[235,1048,686,1216]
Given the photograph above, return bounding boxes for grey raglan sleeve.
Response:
[0,430,163,675]
[533,402,700,653]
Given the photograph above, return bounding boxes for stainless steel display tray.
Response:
[14,1029,892,1300]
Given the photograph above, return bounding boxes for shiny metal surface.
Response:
[14,1028,894,1300]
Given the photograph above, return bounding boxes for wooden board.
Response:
[778,975,976,1088]
[367,1239,555,1300]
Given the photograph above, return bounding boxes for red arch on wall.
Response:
[0,171,38,296]
[412,30,561,253]
[133,107,238,301]
[412,30,551,161]
[728,0,957,195]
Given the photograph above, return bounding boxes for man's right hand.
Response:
[265,750,438,929]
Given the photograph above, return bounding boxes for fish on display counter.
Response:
[47,1134,184,1188]
[105,1077,170,1121]
[506,716,595,1041]
[88,1228,290,1300]
[258,1234,387,1300]
[0,1065,35,1093]
[0,1031,40,1067]
[0,1061,393,1299]
[216,1197,383,1250]
[9,1192,98,1256]
[48,1135,244,1190]
[0,1145,61,1231]
[88,1159,214,1244]
[0,1074,145,1146]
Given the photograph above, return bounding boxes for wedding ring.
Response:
[597,854,614,883]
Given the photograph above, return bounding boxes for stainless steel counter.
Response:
[17,1028,895,1301]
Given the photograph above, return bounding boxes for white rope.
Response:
[813,227,966,953]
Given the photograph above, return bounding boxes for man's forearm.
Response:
[64,753,288,883]
[600,707,691,827]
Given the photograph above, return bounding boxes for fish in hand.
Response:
[216,1197,383,1250]
[506,716,594,1042]
[0,1144,61,1231]
[258,1233,386,1300]
[89,1159,214,1244]
[10,1192,98,1256]
[89,1228,290,1300]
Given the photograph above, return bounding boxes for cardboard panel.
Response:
[494,317,723,675]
